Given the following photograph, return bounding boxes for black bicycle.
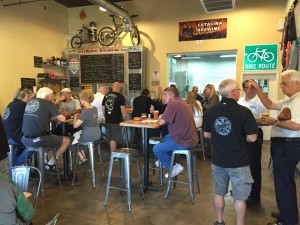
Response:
[98,14,141,46]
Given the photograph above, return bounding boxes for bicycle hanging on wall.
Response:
[98,14,141,46]
[71,22,99,49]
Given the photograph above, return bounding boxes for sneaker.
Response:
[214,221,225,225]
[165,163,184,178]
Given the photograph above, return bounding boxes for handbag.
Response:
[277,107,292,120]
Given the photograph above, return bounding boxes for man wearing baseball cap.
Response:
[53,87,81,135]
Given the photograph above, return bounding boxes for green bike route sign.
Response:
[244,44,278,71]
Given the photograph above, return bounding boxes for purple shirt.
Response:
[161,98,198,147]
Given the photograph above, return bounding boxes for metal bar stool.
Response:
[149,137,164,186]
[104,147,144,211]
[165,149,200,203]
[8,144,17,167]
[72,140,105,188]
[195,127,206,160]
[25,147,61,197]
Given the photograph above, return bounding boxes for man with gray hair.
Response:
[249,70,300,225]
[22,87,70,170]
[203,79,257,225]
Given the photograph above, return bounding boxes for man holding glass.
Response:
[249,70,300,225]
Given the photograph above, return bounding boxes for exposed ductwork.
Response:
[87,0,132,29]
[199,0,235,13]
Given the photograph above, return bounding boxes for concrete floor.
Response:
[1,141,300,225]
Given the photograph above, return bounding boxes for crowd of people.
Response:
[1,70,300,225]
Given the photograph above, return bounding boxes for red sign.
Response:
[179,18,227,41]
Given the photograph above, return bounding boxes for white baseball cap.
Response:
[61,88,72,93]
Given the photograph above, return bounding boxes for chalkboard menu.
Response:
[21,78,36,91]
[80,54,124,83]
[129,73,141,90]
[34,56,43,68]
[128,52,141,69]
[70,77,80,87]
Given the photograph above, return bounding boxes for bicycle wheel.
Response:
[263,52,274,62]
[98,27,115,46]
[247,53,258,63]
[130,25,141,46]
[71,36,83,49]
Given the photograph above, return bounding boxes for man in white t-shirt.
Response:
[238,79,266,207]
[91,86,107,124]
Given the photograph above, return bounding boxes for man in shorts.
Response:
[21,87,70,169]
[102,82,126,151]
[203,79,257,225]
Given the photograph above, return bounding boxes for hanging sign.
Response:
[244,44,278,71]
[179,18,227,41]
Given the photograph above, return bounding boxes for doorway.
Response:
[168,51,237,98]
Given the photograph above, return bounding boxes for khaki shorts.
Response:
[212,164,254,200]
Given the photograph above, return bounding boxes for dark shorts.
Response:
[105,123,122,142]
[21,134,63,149]
[212,164,253,200]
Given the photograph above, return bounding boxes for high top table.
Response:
[120,118,162,191]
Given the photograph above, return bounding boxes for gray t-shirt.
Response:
[59,98,81,113]
[78,107,101,142]
[22,98,60,136]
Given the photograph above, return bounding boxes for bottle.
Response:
[56,57,60,66]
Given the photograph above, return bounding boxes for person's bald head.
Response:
[112,82,121,92]
[98,86,107,95]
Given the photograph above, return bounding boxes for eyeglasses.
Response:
[243,86,255,90]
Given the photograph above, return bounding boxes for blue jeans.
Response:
[153,134,191,168]
[8,139,34,166]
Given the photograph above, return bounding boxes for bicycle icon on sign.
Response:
[247,48,274,63]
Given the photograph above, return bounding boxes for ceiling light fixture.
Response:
[181,56,201,60]
[173,55,182,58]
[99,6,107,12]
[220,55,236,58]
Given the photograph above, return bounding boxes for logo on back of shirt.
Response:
[105,94,117,111]
[214,117,231,136]
[3,108,10,120]
[25,100,40,113]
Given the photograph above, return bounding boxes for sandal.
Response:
[78,158,88,166]
[45,163,56,170]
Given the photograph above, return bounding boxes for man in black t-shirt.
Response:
[132,89,153,118]
[102,82,126,151]
[203,79,257,225]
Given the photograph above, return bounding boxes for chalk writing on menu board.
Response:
[70,77,80,87]
[34,56,43,68]
[21,78,36,91]
[129,73,141,90]
[80,54,124,83]
[128,52,141,69]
